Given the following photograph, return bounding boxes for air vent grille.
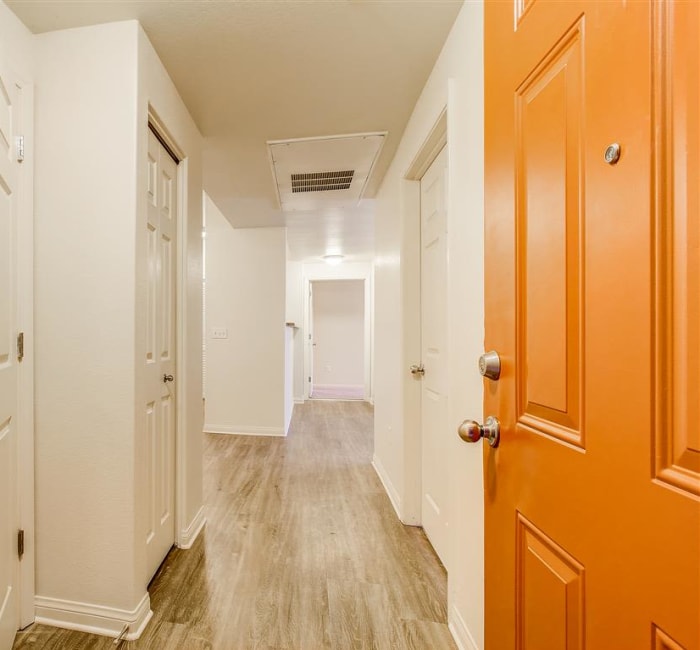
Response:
[291,170,354,193]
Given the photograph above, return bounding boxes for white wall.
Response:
[373,3,485,649]
[35,20,140,615]
[311,280,365,394]
[204,196,287,436]
[34,19,203,637]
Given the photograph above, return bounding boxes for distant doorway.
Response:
[310,279,365,400]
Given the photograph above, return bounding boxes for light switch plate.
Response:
[211,327,228,339]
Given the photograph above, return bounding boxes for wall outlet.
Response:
[211,327,228,339]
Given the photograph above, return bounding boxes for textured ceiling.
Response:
[7,0,463,260]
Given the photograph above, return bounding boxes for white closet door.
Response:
[144,128,177,581]
[0,66,20,650]
[420,146,450,567]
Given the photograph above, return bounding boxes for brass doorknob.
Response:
[410,364,425,376]
[458,416,500,448]
[163,374,174,383]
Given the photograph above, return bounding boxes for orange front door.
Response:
[484,1,700,648]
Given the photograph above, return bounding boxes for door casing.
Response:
[302,265,373,402]
[399,107,447,526]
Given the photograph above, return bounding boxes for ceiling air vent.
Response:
[267,132,386,210]
[291,170,355,193]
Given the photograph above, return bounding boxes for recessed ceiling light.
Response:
[323,254,345,266]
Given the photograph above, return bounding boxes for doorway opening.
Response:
[309,279,365,400]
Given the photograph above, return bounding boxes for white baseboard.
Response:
[35,592,152,641]
[177,505,206,549]
[372,454,402,521]
[294,399,305,405]
[203,424,286,437]
[311,383,364,399]
[449,605,480,650]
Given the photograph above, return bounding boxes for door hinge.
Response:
[15,135,24,163]
[17,529,24,559]
[17,331,24,362]
[308,376,311,383]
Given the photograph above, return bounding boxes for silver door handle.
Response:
[163,374,174,383]
[410,364,425,376]
[458,416,500,448]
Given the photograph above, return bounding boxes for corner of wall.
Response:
[35,592,153,642]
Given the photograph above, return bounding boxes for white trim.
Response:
[405,107,447,180]
[204,424,286,437]
[174,154,190,561]
[371,454,402,521]
[16,75,35,629]
[294,399,305,405]
[177,505,206,549]
[448,605,480,650]
[35,592,152,641]
[311,384,364,400]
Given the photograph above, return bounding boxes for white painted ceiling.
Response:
[6,0,463,262]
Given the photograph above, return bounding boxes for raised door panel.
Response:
[158,396,173,527]
[653,0,700,497]
[515,20,584,448]
[159,153,176,366]
[145,401,156,546]
[654,626,686,650]
[516,514,584,650]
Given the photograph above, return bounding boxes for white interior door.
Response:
[420,146,449,567]
[0,67,20,650]
[145,128,177,581]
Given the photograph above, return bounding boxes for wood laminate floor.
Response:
[13,400,456,649]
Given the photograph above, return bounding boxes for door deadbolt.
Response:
[478,351,501,380]
[604,143,621,165]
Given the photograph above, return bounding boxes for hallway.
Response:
[14,401,456,649]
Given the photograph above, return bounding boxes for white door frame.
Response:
[146,108,189,552]
[16,76,35,630]
[399,106,447,526]
[302,264,373,402]
[308,278,367,400]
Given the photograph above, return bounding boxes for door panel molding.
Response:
[515,18,585,450]
[652,0,700,498]
[515,512,585,650]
